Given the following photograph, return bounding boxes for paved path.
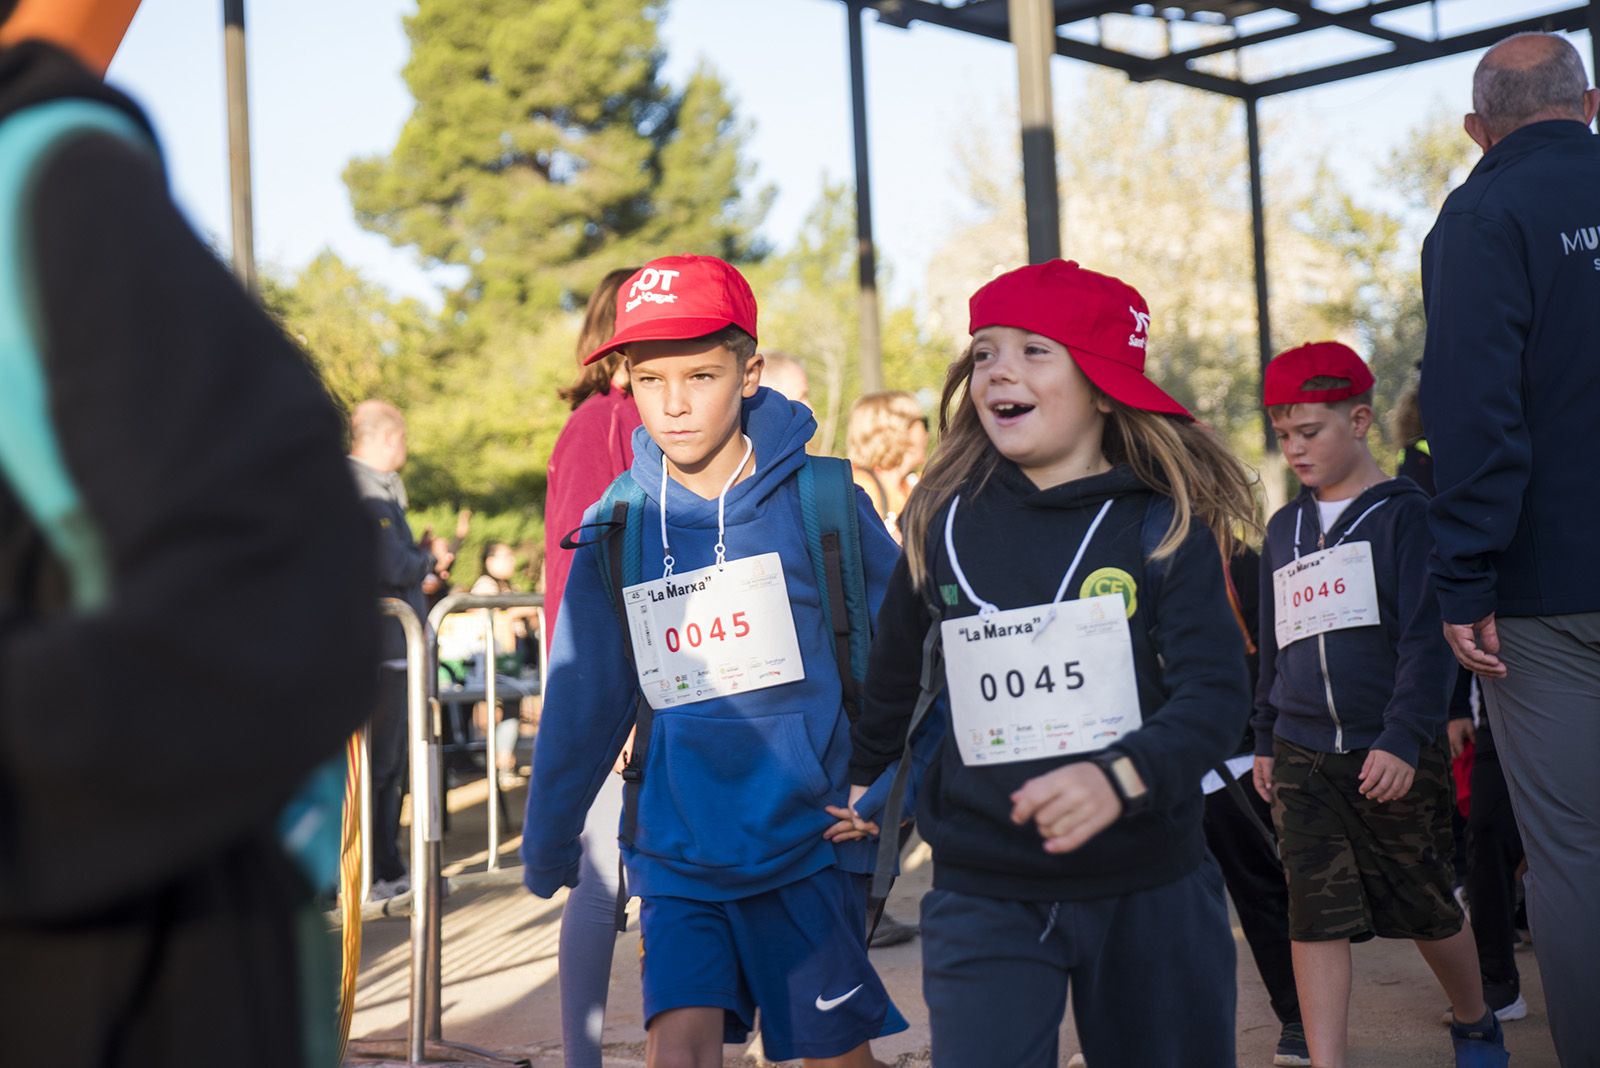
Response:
[346,780,1557,1066]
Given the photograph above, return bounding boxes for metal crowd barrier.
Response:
[346,595,542,1067]
[428,591,548,872]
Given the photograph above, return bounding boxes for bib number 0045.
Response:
[623,552,805,710]
[978,662,1085,702]
[941,594,1141,767]
[663,612,750,652]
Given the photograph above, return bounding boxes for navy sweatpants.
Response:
[921,857,1236,1068]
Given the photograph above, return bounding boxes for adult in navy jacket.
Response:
[1418,32,1600,1065]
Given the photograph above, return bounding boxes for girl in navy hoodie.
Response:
[847,261,1258,1068]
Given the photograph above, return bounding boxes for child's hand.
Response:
[1010,763,1121,854]
[1447,718,1476,760]
[1252,756,1276,804]
[823,784,879,843]
[1359,749,1416,803]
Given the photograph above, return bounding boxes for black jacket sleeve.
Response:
[1252,529,1283,757]
[366,495,434,591]
[850,553,930,784]
[1419,212,1533,624]
[0,134,378,921]
[1372,495,1455,766]
[1111,521,1249,812]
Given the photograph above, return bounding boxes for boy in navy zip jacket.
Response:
[1251,342,1507,1068]
[521,256,914,1068]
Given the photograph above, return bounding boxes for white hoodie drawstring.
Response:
[658,435,755,577]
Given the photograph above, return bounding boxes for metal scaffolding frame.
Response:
[832,0,1600,444]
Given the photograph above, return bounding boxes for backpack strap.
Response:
[798,455,872,720]
[589,474,646,612]
[0,100,151,613]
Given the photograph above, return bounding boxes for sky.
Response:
[103,0,1595,309]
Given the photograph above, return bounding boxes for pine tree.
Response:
[345,0,768,328]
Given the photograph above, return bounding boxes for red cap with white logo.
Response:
[968,259,1191,419]
[1262,341,1374,406]
[584,254,759,365]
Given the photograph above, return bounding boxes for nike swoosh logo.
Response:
[814,984,864,1012]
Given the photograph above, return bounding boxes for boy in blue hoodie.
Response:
[1251,342,1507,1068]
[522,255,911,1068]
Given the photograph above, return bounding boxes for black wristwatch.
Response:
[1089,750,1150,818]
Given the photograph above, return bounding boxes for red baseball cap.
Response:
[584,255,758,365]
[1263,341,1374,405]
[968,260,1191,419]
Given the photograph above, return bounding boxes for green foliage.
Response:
[750,181,952,455]
[345,0,769,328]
[261,250,440,414]
[1304,106,1475,451]
[925,72,1467,476]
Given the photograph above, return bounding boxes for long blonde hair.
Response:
[901,341,1260,588]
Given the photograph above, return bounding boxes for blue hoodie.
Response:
[1252,478,1455,767]
[521,389,930,902]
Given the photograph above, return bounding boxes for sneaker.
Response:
[1439,981,1527,1025]
[369,875,411,901]
[1274,1021,1311,1066]
[1450,1012,1510,1067]
[868,912,919,948]
[1066,1056,1087,1068]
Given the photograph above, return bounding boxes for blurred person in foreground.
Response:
[0,5,378,1064]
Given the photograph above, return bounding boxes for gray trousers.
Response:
[921,858,1236,1068]
[556,770,624,1068]
[1482,613,1600,1068]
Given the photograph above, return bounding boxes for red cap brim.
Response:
[1071,349,1192,420]
[584,314,744,365]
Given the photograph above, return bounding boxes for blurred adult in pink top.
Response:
[540,265,639,1068]
[543,267,641,634]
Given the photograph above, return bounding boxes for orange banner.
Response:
[0,0,143,75]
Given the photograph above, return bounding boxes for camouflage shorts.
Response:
[1271,736,1462,943]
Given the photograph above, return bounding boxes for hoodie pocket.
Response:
[633,711,834,869]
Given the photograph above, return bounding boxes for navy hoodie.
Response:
[851,464,1249,903]
[521,389,936,901]
[1420,120,1600,622]
[1253,479,1455,766]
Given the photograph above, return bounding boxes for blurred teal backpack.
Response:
[0,99,345,896]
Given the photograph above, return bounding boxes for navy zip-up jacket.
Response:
[1253,479,1455,767]
[852,464,1248,902]
[1420,120,1600,623]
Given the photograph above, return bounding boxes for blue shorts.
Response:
[638,867,908,1062]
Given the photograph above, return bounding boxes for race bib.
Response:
[941,594,1142,766]
[1272,542,1380,649]
[622,552,805,709]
